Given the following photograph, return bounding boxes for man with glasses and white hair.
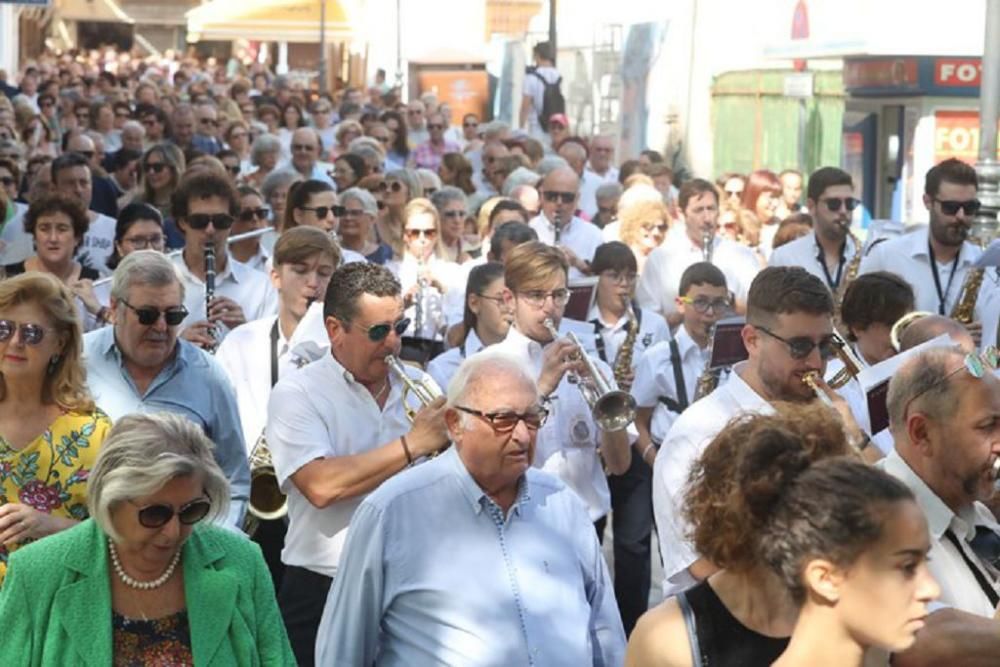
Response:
[315,348,626,666]
[83,249,250,530]
[529,166,602,280]
[265,261,450,666]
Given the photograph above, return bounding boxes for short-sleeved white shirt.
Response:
[585,303,670,375]
[77,212,117,277]
[769,230,860,291]
[528,214,604,282]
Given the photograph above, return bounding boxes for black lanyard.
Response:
[817,240,847,290]
[928,240,961,316]
[269,320,280,388]
[944,529,1000,607]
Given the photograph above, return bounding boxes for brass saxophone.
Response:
[834,231,864,334]
[693,322,720,400]
[243,432,286,536]
[613,297,639,391]
[949,229,983,325]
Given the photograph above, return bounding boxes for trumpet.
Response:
[802,372,835,408]
[543,318,636,432]
[385,354,441,422]
[827,331,865,389]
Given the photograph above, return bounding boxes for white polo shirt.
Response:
[636,233,760,319]
[858,225,983,316]
[388,254,464,340]
[529,214,604,281]
[769,230,860,292]
[426,328,485,393]
[586,303,670,374]
[266,352,440,577]
[653,363,772,597]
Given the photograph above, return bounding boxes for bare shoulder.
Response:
[625,597,694,667]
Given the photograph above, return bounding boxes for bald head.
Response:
[900,315,975,353]
[539,167,580,224]
[66,133,95,155]
[557,141,587,176]
[887,346,966,448]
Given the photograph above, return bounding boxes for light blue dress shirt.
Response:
[315,446,626,667]
[83,326,250,529]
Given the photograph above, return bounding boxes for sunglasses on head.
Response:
[542,190,576,204]
[300,205,345,219]
[822,197,860,213]
[145,162,168,174]
[121,299,189,326]
[186,213,235,230]
[903,347,1000,420]
[934,198,981,216]
[755,325,837,361]
[131,498,211,529]
[239,207,269,222]
[353,317,410,342]
[0,320,55,346]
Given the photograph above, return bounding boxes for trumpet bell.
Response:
[593,390,637,432]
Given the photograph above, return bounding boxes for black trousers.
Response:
[278,565,333,667]
[606,453,653,636]
[250,518,287,592]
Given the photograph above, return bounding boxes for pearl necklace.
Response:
[108,541,182,590]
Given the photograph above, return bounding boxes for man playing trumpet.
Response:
[264,261,449,666]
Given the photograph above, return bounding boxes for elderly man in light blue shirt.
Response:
[315,348,625,666]
[83,250,250,529]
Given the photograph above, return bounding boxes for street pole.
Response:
[549,0,557,65]
[974,0,1000,243]
[318,0,328,94]
[395,0,404,93]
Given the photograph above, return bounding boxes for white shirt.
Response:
[234,246,270,273]
[522,65,560,138]
[426,328,485,392]
[769,231,860,292]
[652,363,772,596]
[587,164,619,184]
[171,252,278,340]
[973,271,1000,351]
[577,169,605,220]
[0,202,32,266]
[637,234,760,318]
[529,213,604,281]
[216,313,331,449]
[77,212,117,277]
[881,450,1000,617]
[586,303,670,375]
[858,226,983,316]
[265,352,441,577]
[601,220,621,243]
[496,326,627,521]
[388,254,463,340]
[632,326,709,445]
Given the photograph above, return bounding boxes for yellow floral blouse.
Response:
[0,409,112,584]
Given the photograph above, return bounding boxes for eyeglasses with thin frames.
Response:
[518,289,571,308]
[679,295,733,315]
[0,320,57,346]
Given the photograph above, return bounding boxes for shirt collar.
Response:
[587,303,628,332]
[503,325,544,369]
[448,446,531,517]
[726,362,772,411]
[907,226,975,268]
[674,325,703,358]
[464,328,484,356]
[174,250,240,284]
[882,449,959,540]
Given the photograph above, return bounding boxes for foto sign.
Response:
[0,0,50,5]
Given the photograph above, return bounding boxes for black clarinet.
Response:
[204,243,217,353]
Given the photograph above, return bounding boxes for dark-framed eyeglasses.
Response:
[454,405,549,433]
[755,324,837,361]
[903,347,1000,420]
[239,207,269,222]
[122,233,165,249]
[518,289,571,308]
[120,299,188,326]
[542,190,576,204]
[599,270,638,285]
[0,176,15,187]
[934,198,981,216]
[640,221,669,233]
[130,497,211,529]
[185,213,235,230]
[300,205,345,219]
[0,320,56,346]
[679,295,733,315]
[821,197,860,213]
[442,210,466,219]
[388,181,405,193]
[350,317,411,342]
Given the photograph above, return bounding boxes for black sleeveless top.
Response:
[677,580,789,667]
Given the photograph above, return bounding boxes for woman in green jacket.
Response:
[0,411,296,666]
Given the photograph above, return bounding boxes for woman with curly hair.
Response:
[0,272,112,584]
[618,199,671,274]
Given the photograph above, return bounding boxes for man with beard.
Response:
[859,159,984,335]
[651,266,875,598]
[769,166,861,294]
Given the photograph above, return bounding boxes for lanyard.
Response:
[944,529,1000,607]
[817,239,847,290]
[928,240,962,316]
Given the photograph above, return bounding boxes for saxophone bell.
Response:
[243,431,287,537]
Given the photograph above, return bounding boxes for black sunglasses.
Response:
[300,205,345,219]
[934,198,981,216]
[542,190,576,204]
[821,197,860,213]
[131,498,211,529]
[427,124,444,130]
[454,405,549,433]
[0,320,56,346]
[145,162,168,174]
[239,207,269,222]
[186,213,235,230]
[121,299,189,326]
[0,176,15,186]
[225,165,240,175]
[755,325,837,361]
[352,317,411,342]
[388,181,405,193]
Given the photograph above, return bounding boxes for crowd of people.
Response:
[0,43,998,667]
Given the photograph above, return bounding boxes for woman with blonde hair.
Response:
[378,168,423,259]
[618,199,671,273]
[330,119,363,161]
[0,272,112,584]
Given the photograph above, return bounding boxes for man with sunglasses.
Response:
[265,261,450,665]
[652,266,873,599]
[83,250,250,530]
[529,166,602,280]
[412,112,459,171]
[770,167,862,293]
[860,159,985,336]
[884,346,1000,667]
[170,172,277,350]
[316,349,626,665]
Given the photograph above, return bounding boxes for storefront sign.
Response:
[933,110,1000,163]
[846,56,982,98]
[783,73,813,98]
[934,59,982,87]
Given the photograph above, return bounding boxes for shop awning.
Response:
[186,0,357,43]
[56,0,133,23]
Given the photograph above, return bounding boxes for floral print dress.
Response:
[0,409,112,584]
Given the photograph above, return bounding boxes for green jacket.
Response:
[0,518,296,666]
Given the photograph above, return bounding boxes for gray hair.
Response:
[87,412,230,542]
[110,249,184,304]
[887,346,966,438]
[596,181,624,200]
[340,186,378,215]
[121,120,145,137]
[250,133,282,167]
[535,155,570,179]
[501,167,541,196]
[261,168,304,202]
[478,120,510,142]
[446,349,538,425]
[430,186,467,212]
[386,168,424,199]
[415,168,442,192]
